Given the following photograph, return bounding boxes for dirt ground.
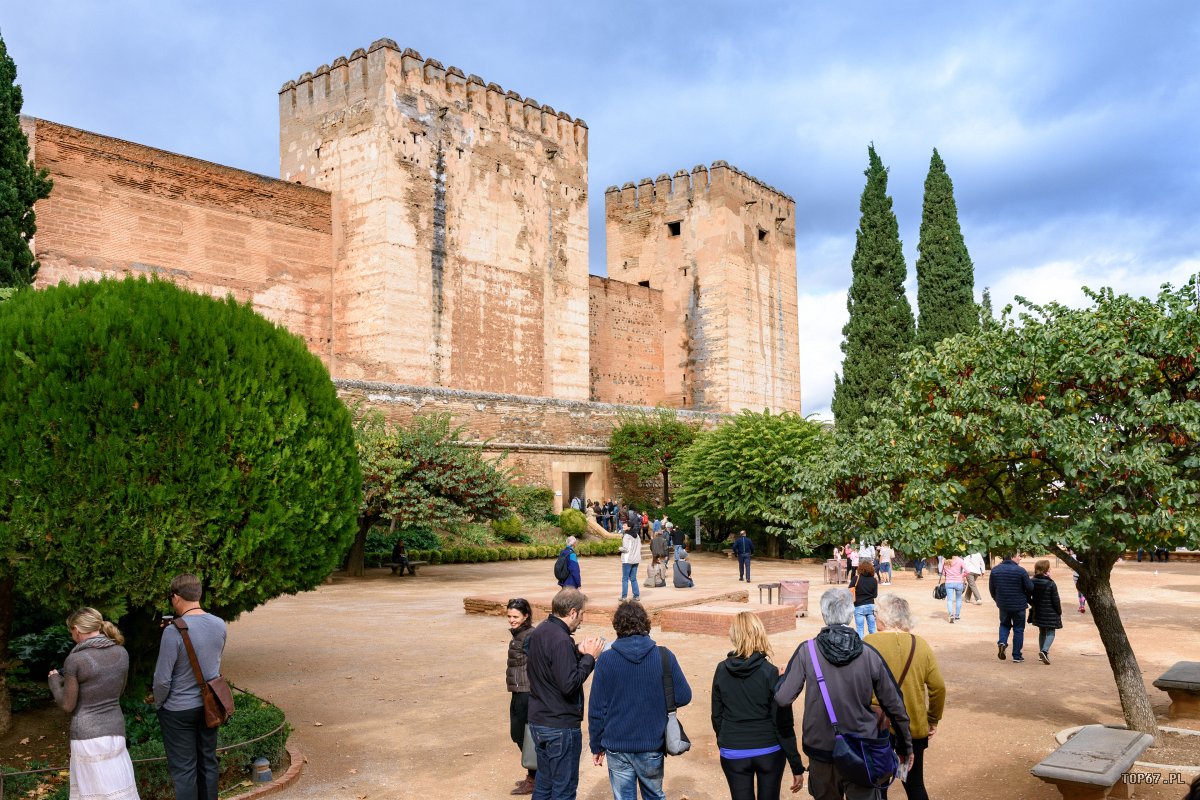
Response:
[222,553,1200,800]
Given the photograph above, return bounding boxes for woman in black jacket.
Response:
[1030,560,1063,664]
[505,598,536,795]
[851,561,879,637]
[712,612,804,800]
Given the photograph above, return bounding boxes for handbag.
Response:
[806,639,897,788]
[172,617,234,728]
[659,646,691,755]
[521,724,538,771]
[933,581,947,600]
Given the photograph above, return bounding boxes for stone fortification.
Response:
[588,275,664,405]
[279,39,590,398]
[605,162,801,413]
[25,118,335,359]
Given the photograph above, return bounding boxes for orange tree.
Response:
[780,280,1200,736]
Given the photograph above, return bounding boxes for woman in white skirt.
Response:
[49,607,140,800]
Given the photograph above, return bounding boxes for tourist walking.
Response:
[670,523,686,561]
[842,539,856,581]
[851,562,878,637]
[650,527,670,564]
[989,553,1033,663]
[153,574,227,800]
[48,608,140,800]
[941,554,967,623]
[775,588,913,800]
[527,588,605,800]
[963,552,986,605]
[588,602,691,800]
[620,524,642,602]
[732,530,754,583]
[557,536,582,589]
[846,539,860,580]
[505,599,538,794]
[673,551,694,588]
[865,596,945,800]
[711,612,804,799]
[878,541,894,585]
[1030,560,1063,665]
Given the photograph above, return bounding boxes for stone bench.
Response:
[1030,724,1153,800]
[1153,661,1200,721]
[387,560,428,576]
[659,603,796,636]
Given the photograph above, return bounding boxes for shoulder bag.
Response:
[873,634,916,733]
[805,639,896,788]
[658,646,691,755]
[172,617,234,728]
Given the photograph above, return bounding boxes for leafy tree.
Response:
[673,411,827,556]
[0,34,52,288]
[347,412,511,576]
[0,277,360,730]
[781,280,1200,737]
[915,149,976,349]
[832,145,914,430]
[608,409,700,506]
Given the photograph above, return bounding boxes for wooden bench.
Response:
[387,560,428,576]
[1030,724,1153,799]
[1153,661,1200,721]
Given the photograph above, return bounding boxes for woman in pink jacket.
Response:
[942,555,968,623]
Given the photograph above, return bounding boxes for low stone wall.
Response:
[659,602,796,636]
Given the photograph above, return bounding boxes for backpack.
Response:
[554,549,572,582]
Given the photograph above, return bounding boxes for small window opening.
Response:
[638,280,650,288]
[757,227,768,242]
[667,221,681,237]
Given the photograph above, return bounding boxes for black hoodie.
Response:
[711,652,804,774]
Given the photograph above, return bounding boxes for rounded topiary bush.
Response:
[559,508,587,536]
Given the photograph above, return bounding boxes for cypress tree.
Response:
[832,145,914,430]
[979,286,996,330]
[0,33,52,288]
[915,148,975,348]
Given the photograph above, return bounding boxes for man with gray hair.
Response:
[775,588,912,799]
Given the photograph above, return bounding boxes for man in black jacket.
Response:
[527,588,604,800]
[988,553,1034,663]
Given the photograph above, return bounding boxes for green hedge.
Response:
[364,538,621,567]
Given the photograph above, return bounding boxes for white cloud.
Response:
[797,289,848,422]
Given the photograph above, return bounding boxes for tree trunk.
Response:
[346,516,372,578]
[0,575,13,735]
[1072,550,1159,739]
[662,469,670,507]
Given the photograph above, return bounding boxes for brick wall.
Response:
[588,275,665,405]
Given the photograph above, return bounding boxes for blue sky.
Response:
[6,2,1199,418]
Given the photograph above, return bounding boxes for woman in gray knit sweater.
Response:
[48,608,140,800]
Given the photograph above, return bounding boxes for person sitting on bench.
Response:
[392,538,415,576]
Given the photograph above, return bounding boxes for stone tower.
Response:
[604,162,801,413]
[278,39,591,399]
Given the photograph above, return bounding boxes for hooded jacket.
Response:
[774,625,912,762]
[711,652,804,774]
[587,635,691,754]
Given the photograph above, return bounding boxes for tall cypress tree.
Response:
[915,148,975,349]
[832,145,914,430]
[0,33,52,288]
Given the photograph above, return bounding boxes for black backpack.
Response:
[554,549,572,582]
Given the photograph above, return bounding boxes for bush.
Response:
[558,508,588,536]
[491,515,525,542]
[508,485,556,520]
[398,526,442,551]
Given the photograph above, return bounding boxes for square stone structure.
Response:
[24,38,802,507]
[659,603,797,636]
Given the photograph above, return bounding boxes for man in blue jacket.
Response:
[528,588,604,799]
[989,553,1034,663]
[588,601,691,800]
[732,530,755,582]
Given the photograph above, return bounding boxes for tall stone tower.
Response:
[604,162,801,413]
[278,39,591,399]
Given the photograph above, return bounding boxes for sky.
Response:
[5,2,1199,418]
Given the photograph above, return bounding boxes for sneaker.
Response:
[955,615,961,620]
[997,643,1007,660]
[948,615,955,623]
[1079,607,1086,614]
[1039,651,1050,665]
[1013,656,1026,663]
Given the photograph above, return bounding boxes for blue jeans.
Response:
[945,582,964,617]
[738,555,751,581]
[854,603,876,637]
[621,563,640,599]
[606,750,665,800]
[530,724,582,800]
[998,607,1026,660]
[1038,627,1056,654]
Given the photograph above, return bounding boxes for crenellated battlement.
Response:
[278,39,587,147]
[604,161,793,212]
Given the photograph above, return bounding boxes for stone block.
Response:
[1030,725,1153,800]
[1152,661,1200,721]
[659,602,795,637]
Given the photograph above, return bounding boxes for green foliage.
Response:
[915,149,976,349]
[832,145,914,431]
[558,508,588,536]
[397,526,441,551]
[0,34,53,288]
[608,409,700,505]
[491,515,529,543]
[979,286,996,330]
[0,277,361,629]
[508,484,556,521]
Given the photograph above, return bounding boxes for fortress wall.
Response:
[604,162,800,413]
[588,275,664,405]
[26,118,335,360]
[280,40,590,399]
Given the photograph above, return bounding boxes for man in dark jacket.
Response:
[527,588,604,800]
[732,530,755,582]
[557,537,582,589]
[588,602,690,798]
[988,553,1034,663]
[650,528,670,562]
[775,588,911,800]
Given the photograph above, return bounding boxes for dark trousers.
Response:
[738,554,752,581]
[998,607,1026,659]
[158,705,219,800]
[530,723,581,800]
[720,748,786,800]
[882,736,928,800]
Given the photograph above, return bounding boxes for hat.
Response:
[566,536,577,547]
